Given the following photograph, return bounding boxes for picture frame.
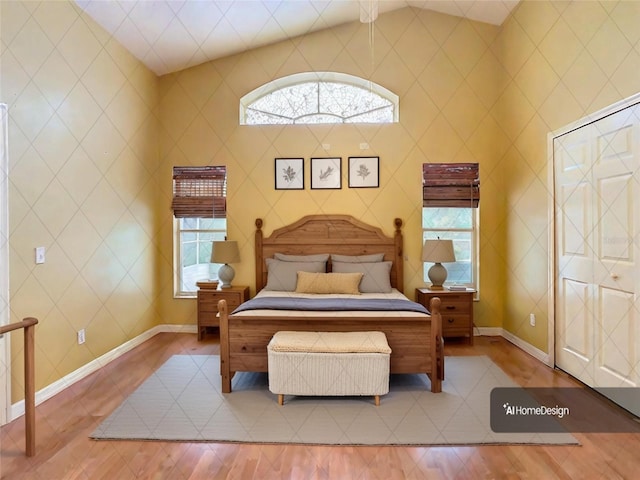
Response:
[348,156,379,188]
[274,158,304,190]
[310,157,342,189]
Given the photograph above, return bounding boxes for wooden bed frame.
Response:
[217,215,444,394]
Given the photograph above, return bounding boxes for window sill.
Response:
[174,293,197,299]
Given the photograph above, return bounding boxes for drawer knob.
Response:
[446,306,455,310]
[448,318,455,323]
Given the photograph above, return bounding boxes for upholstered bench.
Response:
[267,330,391,406]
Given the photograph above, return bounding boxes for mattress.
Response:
[230,288,429,318]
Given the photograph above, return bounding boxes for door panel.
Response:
[555,125,594,381]
[595,173,634,290]
[557,278,593,383]
[596,286,636,387]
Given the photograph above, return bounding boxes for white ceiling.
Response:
[76,0,520,76]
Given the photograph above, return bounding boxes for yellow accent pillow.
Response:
[295,271,363,295]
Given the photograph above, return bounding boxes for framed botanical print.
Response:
[310,157,342,189]
[274,158,304,190]
[348,156,379,188]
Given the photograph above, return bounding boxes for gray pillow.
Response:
[264,259,326,291]
[332,261,393,293]
[331,253,385,263]
[274,253,330,263]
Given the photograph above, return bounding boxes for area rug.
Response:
[91,355,578,446]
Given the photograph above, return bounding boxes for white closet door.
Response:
[555,103,640,416]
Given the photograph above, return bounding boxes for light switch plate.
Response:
[35,246,45,264]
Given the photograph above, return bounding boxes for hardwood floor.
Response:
[2,332,640,479]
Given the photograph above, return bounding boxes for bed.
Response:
[217,214,444,394]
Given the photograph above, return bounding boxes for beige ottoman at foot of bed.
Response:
[267,331,391,405]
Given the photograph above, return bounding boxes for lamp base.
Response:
[217,263,235,289]
[427,262,448,290]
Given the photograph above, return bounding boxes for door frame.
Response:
[1,103,10,424]
[547,92,640,368]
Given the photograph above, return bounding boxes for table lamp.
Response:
[422,238,455,290]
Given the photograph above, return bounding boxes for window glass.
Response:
[422,208,478,288]
[422,207,473,229]
[177,217,227,295]
[240,72,398,125]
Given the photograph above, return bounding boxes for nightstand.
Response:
[196,283,249,340]
[415,288,475,344]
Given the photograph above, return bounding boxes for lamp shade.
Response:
[211,240,240,264]
[422,239,455,263]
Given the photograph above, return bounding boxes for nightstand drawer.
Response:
[199,294,242,312]
[442,314,470,331]
[440,298,472,314]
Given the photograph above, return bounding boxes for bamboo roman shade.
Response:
[171,166,227,218]
[422,163,479,208]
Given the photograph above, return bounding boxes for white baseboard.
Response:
[499,329,551,366]
[475,327,502,337]
[10,324,197,420]
[475,327,550,365]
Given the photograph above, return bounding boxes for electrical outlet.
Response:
[77,329,86,345]
[529,313,536,327]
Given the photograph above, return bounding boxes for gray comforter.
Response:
[231,296,430,315]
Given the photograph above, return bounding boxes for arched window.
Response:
[240,72,399,125]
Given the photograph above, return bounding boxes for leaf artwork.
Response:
[282,165,297,183]
[357,163,370,180]
[319,166,334,180]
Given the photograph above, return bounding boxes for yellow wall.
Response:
[156,7,506,329]
[2,0,638,402]
[496,0,640,350]
[1,1,161,401]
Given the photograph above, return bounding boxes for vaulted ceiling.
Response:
[76,0,520,75]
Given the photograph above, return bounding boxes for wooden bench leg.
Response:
[278,394,284,406]
[374,395,380,406]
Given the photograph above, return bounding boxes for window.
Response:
[176,217,227,294]
[240,72,399,125]
[171,166,227,296]
[422,163,479,289]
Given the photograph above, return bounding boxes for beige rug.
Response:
[91,355,578,445]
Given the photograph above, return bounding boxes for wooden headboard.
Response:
[255,215,404,292]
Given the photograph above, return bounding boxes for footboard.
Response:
[218,298,443,394]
